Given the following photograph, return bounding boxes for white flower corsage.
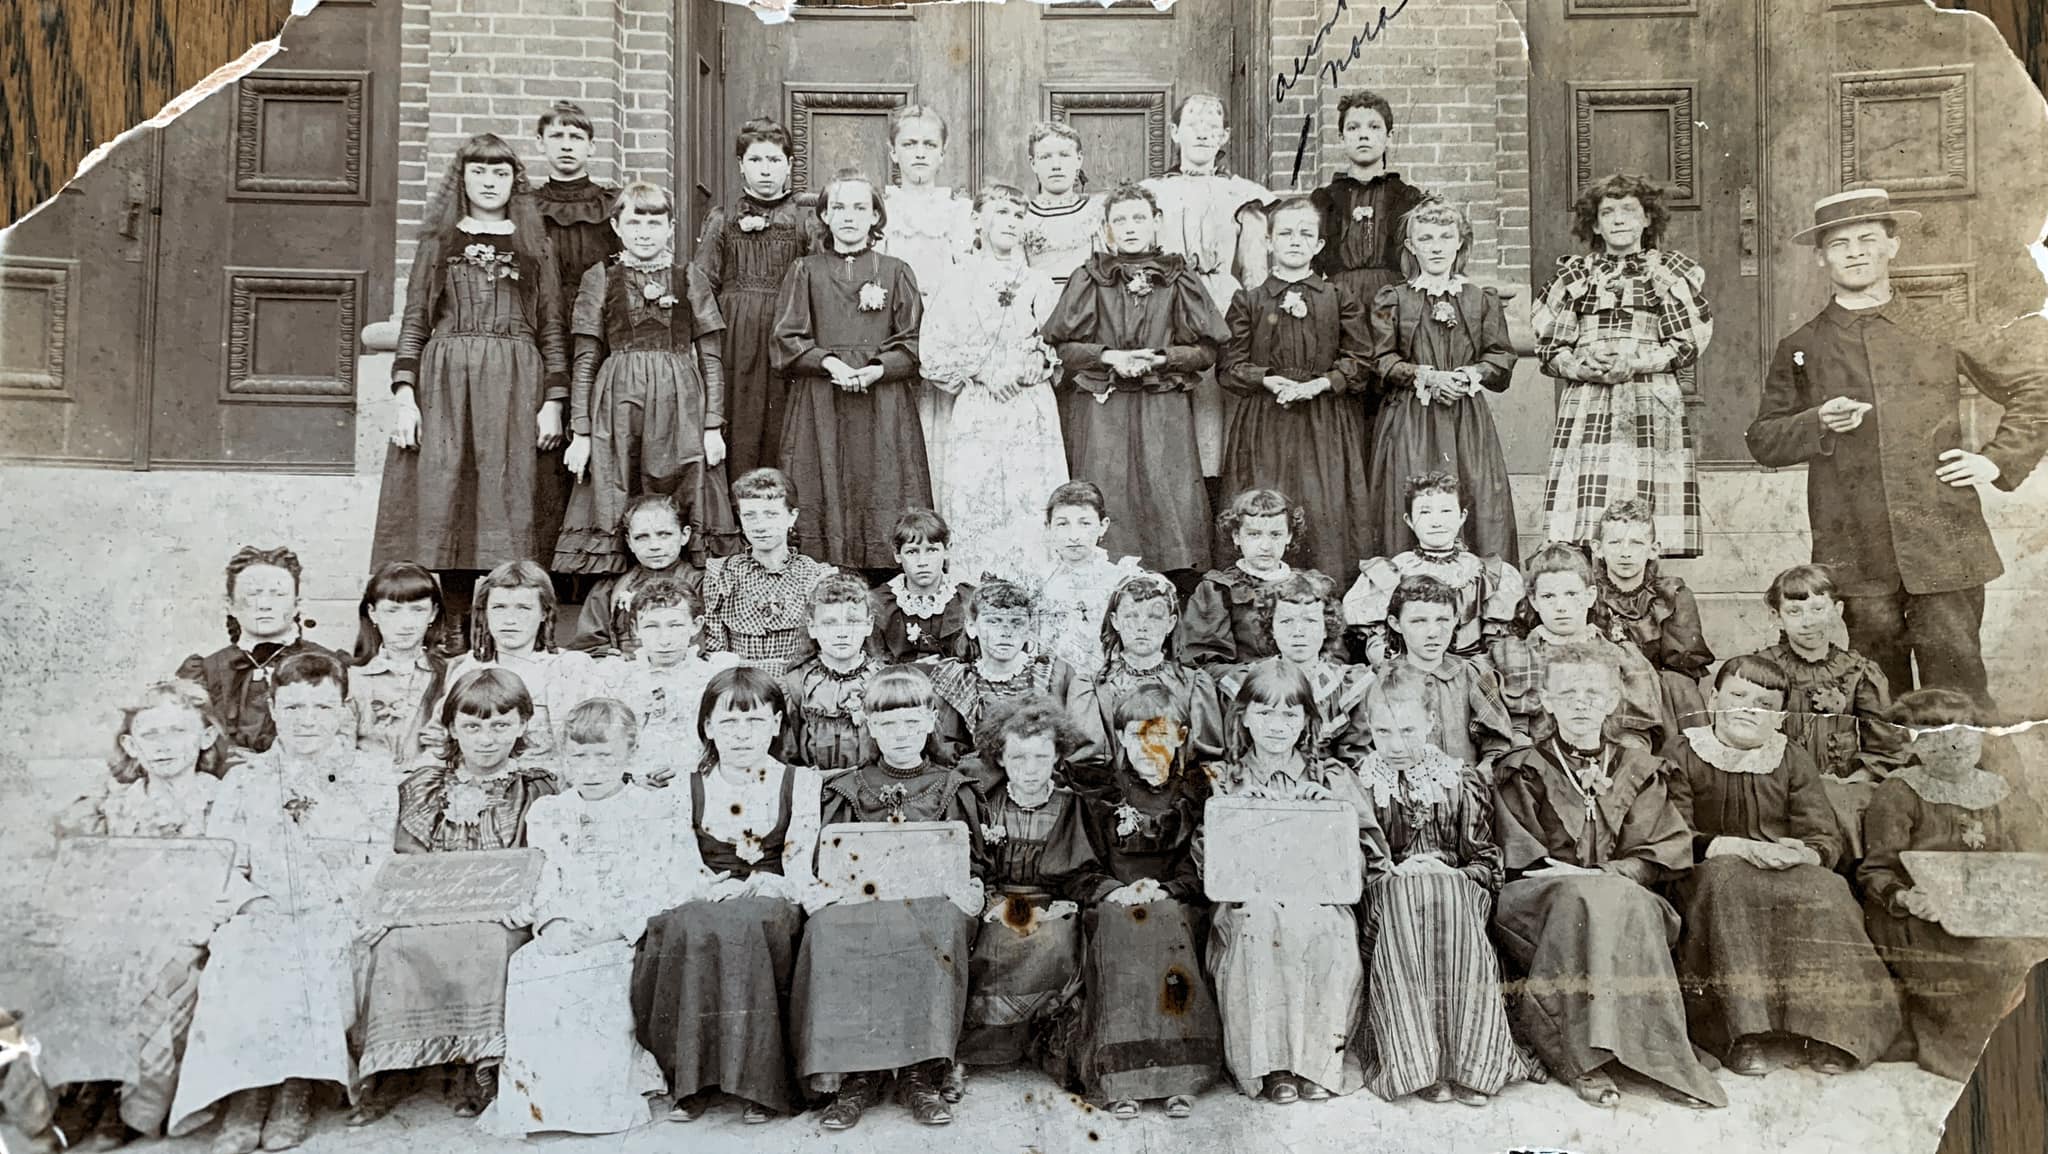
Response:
[1113,802,1142,839]
[640,280,679,310]
[1431,299,1459,327]
[1279,289,1308,319]
[738,213,770,233]
[1125,271,1154,297]
[1022,229,1050,256]
[1792,350,1806,368]
[980,821,1007,846]
[858,281,888,311]
[458,243,519,280]
[1352,204,1374,222]
[905,621,924,643]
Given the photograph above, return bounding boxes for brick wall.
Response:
[1263,0,1532,289]
[391,0,677,308]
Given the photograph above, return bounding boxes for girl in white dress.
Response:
[1020,121,1105,287]
[920,183,1068,583]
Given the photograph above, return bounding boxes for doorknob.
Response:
[1738,185,1758,277]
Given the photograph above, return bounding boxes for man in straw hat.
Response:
[1746,188,2048,706]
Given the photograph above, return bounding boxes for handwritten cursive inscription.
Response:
[1274,0,1413,187]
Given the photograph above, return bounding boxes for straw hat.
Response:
[1792,188,1922,246]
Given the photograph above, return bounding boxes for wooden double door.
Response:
[0,0,400,470]
[1530,0,2048,466]
[712,0,1263,208]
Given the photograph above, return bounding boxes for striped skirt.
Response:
[1359,870,1529,1100]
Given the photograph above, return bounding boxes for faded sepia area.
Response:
[2,1,2045,1152]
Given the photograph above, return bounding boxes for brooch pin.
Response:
[1431,299,1459,327]
[1125,271,1153,297]
[641,280,678,310]
[980,821,1007,845]
[1962,819,1987,850]
[1279,289,1307,319]
[858,282,888,311]
[905,621,924,643]
[283,791,317,823]
[738,213,770,233]
[1113,802,1142,839]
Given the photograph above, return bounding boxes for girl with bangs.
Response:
[1225,569,1373,766]
[1067,572,1225,786]
[1200,663,1383,1105]
[633,667,824,1125]
[795,665,985,1131]
[427,560,601,764]
[352,667,559,1125]
[373,133,571,583]
[348,562,453,765]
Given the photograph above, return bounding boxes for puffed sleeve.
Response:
[1042,270,1109,392]
[1656,578,1714,676]
[53,777,116,837]
[1783,741,1843,870]
[1185,666,1228,768]
[1175,575,1238,669]
[527,796,584,931]
[692,206,730,293]
[1326,281,1375,396]
[1063,674,1114,787]
[916,266,981,389]
[1530,257,1589,382]
[1454,768,1505,894]
[1664,748,1703,860]
[1467,286,1518,391]
[769,259,822,376]
[1157,271,1228,376]
[1607,757,1693,887]
[780,765,825,898]
[1219,287,1267,397]
[871,258,924,383]
[1492,754,1553,875]
[1645,251,1713,373]
[1479,560,1524,642]
[1036,791,1113,902]
[1369,284,1420,391]
[1856,778,1919,915]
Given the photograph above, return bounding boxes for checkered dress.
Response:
[1532,250,1713,556]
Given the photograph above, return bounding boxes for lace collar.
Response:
[1408,272,1469,298]
[615,250,674,273]
[1896,764,2010,812]
[1683,725,1786,776]
[1359,745,1465,810]
[888,574,960,619]
[1235,560,1291,584]
[457,217,516,236]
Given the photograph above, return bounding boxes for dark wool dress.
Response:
[791,763,981,1078]
[1859,769,2048,1080]
[1367,280,1519,562]
[1493,740,1728,1106]
[372,229,569,571]
[175,637,338,755]
[1310,171,1429,305]
[771,247,928,569]
[1218,274,1376,579]
[1057,764,1223,1104]
[1175,562,1291,674]
[534,176,618,550]
[1665,728,1902,1065]
[631,767,806,1115]
[553,258,728,573]
[1041,251,1229,572]
[960,787,1106,1066]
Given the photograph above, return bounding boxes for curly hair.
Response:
[1260,569,1344,661]
[1337,89,1396,135]
[734,117,792,161]
[1396,196,1473,278]
[1101,181,1161,231]
[1025,120,1090,192]
[1402,471,1463,517]
[973,693,1080,771]
[1570,173,1672,252]
[1216,487,1306,548]
[107,679,234,784]
[1383,574,1461,657]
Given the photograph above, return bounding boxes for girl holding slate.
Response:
[794,664,985,1131]
[633,667,825,1125]
[351,667,560,1126]
[1198,663,1382,1105]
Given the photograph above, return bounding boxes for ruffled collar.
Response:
[739,188,794,212]
[1329,169,1406,191]
[1359,745,1464,810]
[1234,560,1290,584]
[1408,272,1468,298]
[1897,764,2010,812]
[457,217,516,236]
[1683,726,1787,776]
[1089,250,1186,283]
[1599,561,1665,615]
[533,175,605,203]
[888,574,961,619]
[615,250,675,273]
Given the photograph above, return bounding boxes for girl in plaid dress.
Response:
[1532,174,1713,555]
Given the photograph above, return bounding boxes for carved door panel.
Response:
[0,144,154,466]
[981,0,1244,191]
[1762,0,2048,441]
[720,1,976,196]
[147,2,399,470]
[1527,0,1764,464]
